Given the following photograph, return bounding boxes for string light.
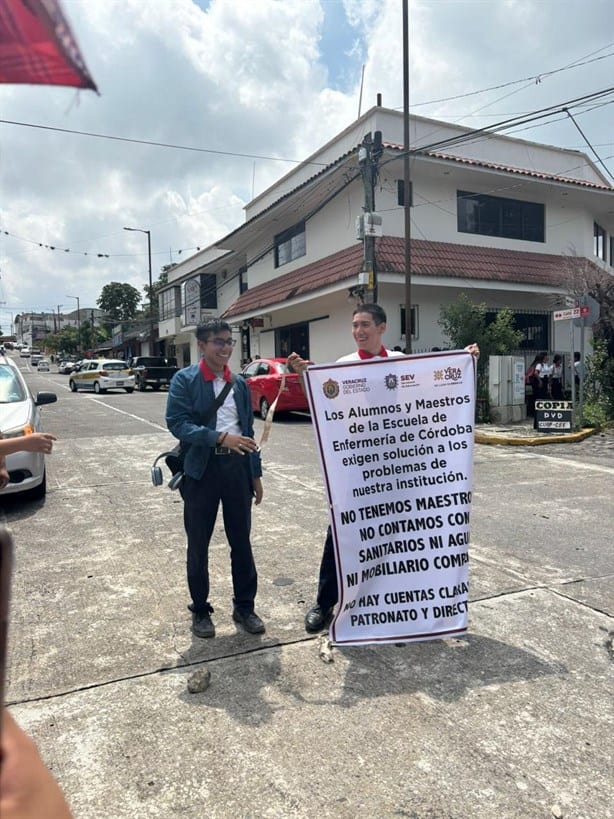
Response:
[0,229,201,259]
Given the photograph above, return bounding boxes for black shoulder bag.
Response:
[165,377,235,475]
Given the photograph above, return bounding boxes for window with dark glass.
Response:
[274,222,306,268]
[400,305,418,339]
[485,309,549,350]
[458,191,545,242]
[275,322,308,359]
[594,222,606,260]
[239,266,248,294]
[199,273,217,309]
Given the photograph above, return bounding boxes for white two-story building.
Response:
[158,106,613,367]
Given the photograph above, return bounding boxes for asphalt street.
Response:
[2,357,613,819]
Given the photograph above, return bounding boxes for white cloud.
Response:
[0,0,611,331]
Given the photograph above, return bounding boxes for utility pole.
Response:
[124,226,154,352]
[358,130,383,303]
[402,0,412,352]
[66,295,81,354]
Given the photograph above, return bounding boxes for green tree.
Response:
[45,326,80,355]
[583,338,614,426]
[439,295,524,421]
[97,282,141,322]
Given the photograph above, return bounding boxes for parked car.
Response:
[0,358,57,499]
[127,356,179,391]
[69,360,135,394]
[57,360,76,374]
[241,357,309,418]
[37,359,50,372]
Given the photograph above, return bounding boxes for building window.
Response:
[594,222,606,260]
[275,322,309,359]
[458,191,545,242]
[274,221,306,268]
[400,305,418,340]
[485,309,549,350]
[160,286,181,320]
[609,235,614,267]
[239,266,248,294]
[200,273,217,309]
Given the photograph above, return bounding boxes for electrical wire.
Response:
[0,119,328,167]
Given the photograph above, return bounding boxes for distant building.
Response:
[15,308,105,347]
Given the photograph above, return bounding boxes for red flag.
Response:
[0,0,98,91]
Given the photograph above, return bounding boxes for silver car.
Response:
[0,359,57,499]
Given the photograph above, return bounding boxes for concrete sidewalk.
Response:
[4,419,614,819]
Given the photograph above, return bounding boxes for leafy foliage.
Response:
[439,295,524,422]
[583,338,614,426]
[142,269,168,320]
[97,282,141,322]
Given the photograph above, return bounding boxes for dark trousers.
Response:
[182,454,257,615]
[316,526,338,610]
[551,378,563,400]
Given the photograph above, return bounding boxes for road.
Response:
[2,357,613,819]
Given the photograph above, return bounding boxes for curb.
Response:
[474,427,599,447]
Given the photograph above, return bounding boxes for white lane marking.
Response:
[89,397,168,431]
[485,446,614,475]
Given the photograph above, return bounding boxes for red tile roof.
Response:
[426,150,614,192]
[381,143,614,192]
[224,243,364,317]
[223,237,581,319]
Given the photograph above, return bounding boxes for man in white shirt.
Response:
[288,303,478,632]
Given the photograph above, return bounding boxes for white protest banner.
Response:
[304,351,475,646]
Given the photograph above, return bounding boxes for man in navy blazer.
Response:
[166,319,265,638]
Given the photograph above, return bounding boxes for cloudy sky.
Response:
[0,0,612,332]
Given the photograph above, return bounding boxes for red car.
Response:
[241,358,309,418]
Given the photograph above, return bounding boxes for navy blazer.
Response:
[165,364,262,482]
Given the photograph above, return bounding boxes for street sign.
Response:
[534,400,573,432]
[554,308,581,321]
[573,294,600,328]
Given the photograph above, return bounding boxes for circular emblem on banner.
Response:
[385,373,397,390]
[322,378,340,399]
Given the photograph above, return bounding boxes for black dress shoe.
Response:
[305,604,334,633]
[192,611,215,638]
[232,610,266,634]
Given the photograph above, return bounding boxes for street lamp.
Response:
[123,226,154,350]
[66,295,80,355]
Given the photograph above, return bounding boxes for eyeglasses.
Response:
[208,338,237,349]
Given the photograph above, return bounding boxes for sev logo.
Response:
[384,373,398,390]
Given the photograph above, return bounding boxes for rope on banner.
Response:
[257,373,286,449]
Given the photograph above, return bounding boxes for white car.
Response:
[37,359,51,372]
[20,346,31,358]
[0,358,57,499]
[69,359,135,394]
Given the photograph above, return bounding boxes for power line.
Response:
[407,45,614,109]
[410,87,614,158]
[0,119,328,168]
[562,107,614,183]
